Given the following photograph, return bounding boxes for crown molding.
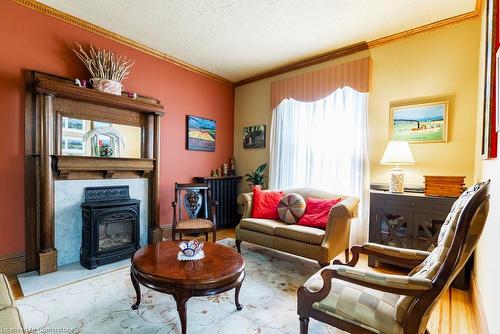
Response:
[12,0,481,88]
[235,1,482,86]
[10,0,233,85]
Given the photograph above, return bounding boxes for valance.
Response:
[271,57,371,110]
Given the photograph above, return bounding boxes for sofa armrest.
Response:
[322,196,359,254]
[237,192,253,219]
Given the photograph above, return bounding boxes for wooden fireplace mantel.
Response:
[53,155,155,179]
[25,71,165,275]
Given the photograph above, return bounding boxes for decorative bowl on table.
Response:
[177,240,205,261]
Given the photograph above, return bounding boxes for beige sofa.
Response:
[0,274,24,332]
[235,188,359,267]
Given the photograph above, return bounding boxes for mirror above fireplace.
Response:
[60,116,142,159]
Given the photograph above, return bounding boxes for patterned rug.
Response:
[18,239,339,334]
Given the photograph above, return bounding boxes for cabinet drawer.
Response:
[385,197,455,213]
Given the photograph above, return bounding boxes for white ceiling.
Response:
[38,0,476,82]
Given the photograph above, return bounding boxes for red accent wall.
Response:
[0,2,234,256]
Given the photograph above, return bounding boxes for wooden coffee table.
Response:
[130,240,245,334]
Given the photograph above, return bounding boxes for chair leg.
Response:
[205,233,209,241]
[236,240,242,253]
[299,316,309,334]
[345,248,350,263]
[212,228,216,243]
[179,233,182,240]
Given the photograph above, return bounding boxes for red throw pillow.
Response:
[251,186,284,220]
[298,197,342,229]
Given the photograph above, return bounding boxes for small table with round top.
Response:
[130,240,245,334]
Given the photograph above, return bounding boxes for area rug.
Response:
[17,239,340,334]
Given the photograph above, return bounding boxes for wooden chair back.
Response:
[174,183,211,220]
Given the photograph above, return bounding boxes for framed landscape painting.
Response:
[243,125,266,148]
[390,101,448,143]
[186,115,216,152]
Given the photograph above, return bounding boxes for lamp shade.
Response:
[380,141,415,165]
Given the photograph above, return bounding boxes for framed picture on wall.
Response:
[389,100,448,143]
[186,115,216,152]
[481,0,498,159]
[243,125,266,148]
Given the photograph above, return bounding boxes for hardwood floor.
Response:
[10,227,475,333]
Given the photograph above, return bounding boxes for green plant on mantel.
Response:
[244,163,267,188]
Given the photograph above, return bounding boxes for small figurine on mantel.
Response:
[211,169,218,177]
[222,162,229,176]
[229,157,236,175]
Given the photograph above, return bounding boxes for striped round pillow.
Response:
[277,193,306,224]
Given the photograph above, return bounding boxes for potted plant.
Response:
[73,42,134,95]
[244,163,267,188]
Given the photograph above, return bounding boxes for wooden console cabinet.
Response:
[369,190,472,290]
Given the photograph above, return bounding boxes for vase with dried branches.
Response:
[73,42,134,95]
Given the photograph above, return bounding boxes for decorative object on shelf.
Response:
[81,79,87,88]
[177,240,205,261]
[73,42,134,96]
[222,162,229,176]
[229,158,236,175]
[424,176,465,198]
[216,167,221,177]
[74,78,82,87]
[186,115,216,151]
[243,125,266,148]
[127,91,138,99]
[211,169,218,177]
[390,100,448,143]
[380,141,415,193]
[244,163,267,188]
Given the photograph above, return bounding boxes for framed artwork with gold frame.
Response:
[389,100,449,143]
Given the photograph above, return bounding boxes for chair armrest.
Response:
[331,265,432,294]
[322,196,359,252]
[298,265,431,307]
[363,243,430,261]
[237,192,253,219]
[334,243,429,268]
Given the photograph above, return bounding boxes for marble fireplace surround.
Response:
[25,72,165,275]
[55,179,149,267]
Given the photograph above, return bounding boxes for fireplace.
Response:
[80,186,140,269]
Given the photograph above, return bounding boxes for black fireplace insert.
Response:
[80,186,140,269]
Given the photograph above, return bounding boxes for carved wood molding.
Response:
[35,77,165,115]
[53,155,154,179]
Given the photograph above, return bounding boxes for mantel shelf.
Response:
[52,155,155,180]
[35,76,165,115]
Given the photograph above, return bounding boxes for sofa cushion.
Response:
[274,224,325,245]
[239,218,287,235]
[251,186,284,220]
[298,197,342,229]
[0,274,15,308]
[278,193,306,224]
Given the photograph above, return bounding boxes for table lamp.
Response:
[380,141,415,193]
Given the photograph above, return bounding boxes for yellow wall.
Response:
[474,5,500,333]
[234,20,480,192]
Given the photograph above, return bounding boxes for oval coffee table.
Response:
[130,240,245,334]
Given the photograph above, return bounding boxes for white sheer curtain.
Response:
[269,87,370,245]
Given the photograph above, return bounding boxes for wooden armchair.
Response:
[297,181,490,334]
[172,183,218,242]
